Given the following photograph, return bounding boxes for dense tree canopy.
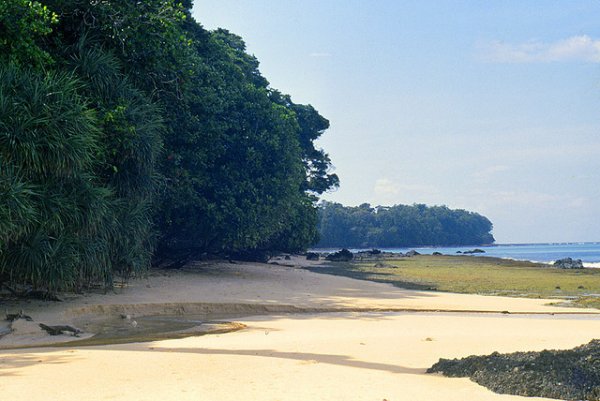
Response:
[0,0,338,290]
[317,202,495,248]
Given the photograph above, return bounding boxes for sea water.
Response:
[316,243,600,267]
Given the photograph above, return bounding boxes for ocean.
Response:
[314,243,600,267]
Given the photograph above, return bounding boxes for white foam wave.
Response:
[584,262,600,269]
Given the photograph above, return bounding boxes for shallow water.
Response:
[63,313,249,346]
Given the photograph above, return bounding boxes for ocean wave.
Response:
[584,262,600,269]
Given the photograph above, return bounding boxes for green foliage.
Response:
[44,0,192,92]
[0,64,112,290]
[317,202,494,248]
[152,26,336,257]
[68,43,164,278]
[0,0,337,290]
[0,0,57,67]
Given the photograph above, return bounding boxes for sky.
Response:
[193,1,600,244]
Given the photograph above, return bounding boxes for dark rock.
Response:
[554,257,583,269]
[370,248,382,255]
[325,249,353,262]
[39,323,82,337]
[456,251,462,254]
[432,252,443,256]
[284,255,291,260]
[463,249,486,254]
[428,339,600,401]
[305,252,319,261]
[405,250,420,257]
[5,310,33,322]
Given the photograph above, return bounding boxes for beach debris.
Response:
[326,249,353,262]
[554,258,584,269]
[428,339,600,401]
[39,323,82,337]
[5,309,33,322]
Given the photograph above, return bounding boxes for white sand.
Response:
[1,259,599,400]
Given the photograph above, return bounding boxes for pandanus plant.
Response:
[0,64,112,291]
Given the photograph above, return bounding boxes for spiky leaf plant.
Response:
[0,63,112,291]
[67,42,164,280]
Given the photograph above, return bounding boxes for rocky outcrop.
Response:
[305,252,319,261]
[325,249,353,262]
[428,339,600,401]
[554,258,584,269]
[405,250,420,257]
[462,249,486,254]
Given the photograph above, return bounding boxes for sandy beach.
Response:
[1,258,599,400]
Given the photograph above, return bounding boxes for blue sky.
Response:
[193,1,600,243]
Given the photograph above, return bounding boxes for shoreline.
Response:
[310,243,600,267]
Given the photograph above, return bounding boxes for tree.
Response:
[317,202,494,248]
[0,0,57,68]
[0,0,339,290]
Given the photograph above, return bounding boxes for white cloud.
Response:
[479,35,600,63]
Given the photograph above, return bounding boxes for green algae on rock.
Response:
[428,339,600,400]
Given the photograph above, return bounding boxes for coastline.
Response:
[1,257,600,400]
[312,242,600,268]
